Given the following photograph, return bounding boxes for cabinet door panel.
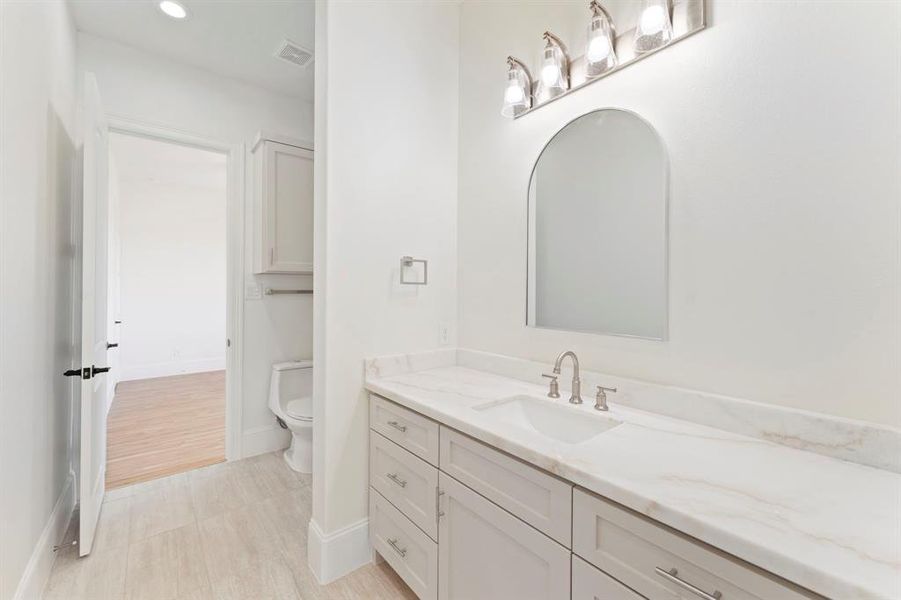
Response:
[437,473,569,600]
[257,140,313,274]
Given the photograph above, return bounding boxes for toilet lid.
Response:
[286,396,312,421]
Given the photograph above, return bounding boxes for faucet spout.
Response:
[552,350,582,404]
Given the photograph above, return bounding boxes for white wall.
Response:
[311,0,459,580]
[78,33,314,455]
[0,2,79,599]
[112,133,227,381]
[457,1,901,427]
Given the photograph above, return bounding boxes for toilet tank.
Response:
[270,361,313,408]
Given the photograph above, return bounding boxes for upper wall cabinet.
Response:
[252,134,314,274]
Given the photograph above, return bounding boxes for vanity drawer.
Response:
[573,489,820,600]
[439,426,572,547]
[573,554,646,600]
[370,394,439,466]
[370,431,439,540]
[370,487,438,600]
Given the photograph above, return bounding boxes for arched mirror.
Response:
[527,109,668,339]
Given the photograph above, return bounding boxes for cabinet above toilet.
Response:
[252,132,314,275]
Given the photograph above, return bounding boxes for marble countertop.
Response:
[365,365,901,600]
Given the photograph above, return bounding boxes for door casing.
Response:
[105,115,245,461]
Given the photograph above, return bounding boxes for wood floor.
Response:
[106,371,226,489]
[45,452,416,599]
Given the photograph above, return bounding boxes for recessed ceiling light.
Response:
[158,0,188,20]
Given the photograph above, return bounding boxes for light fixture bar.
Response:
[510,0,705,119]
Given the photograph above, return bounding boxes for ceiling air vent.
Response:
[275,40,313,68]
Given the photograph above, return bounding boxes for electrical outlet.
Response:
[438,322,451,346]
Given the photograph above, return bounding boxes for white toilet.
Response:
[268,360,313,473]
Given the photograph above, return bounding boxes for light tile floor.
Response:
[43,451,416,600]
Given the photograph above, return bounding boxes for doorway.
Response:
[104,131,231,488]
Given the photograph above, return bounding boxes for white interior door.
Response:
[79,72,110,557]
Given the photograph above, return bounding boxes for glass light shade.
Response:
[586,11,617,77]
[633,0,673,53]
[159,0,188,19]
[501,65,531,118]
[538,44,568,101]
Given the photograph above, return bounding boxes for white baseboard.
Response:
[119,357,225,381]
[241,424,290,459]
[13,474,76,600]
[308,517,373,585]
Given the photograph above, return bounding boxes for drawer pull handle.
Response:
[387,538,407,558]
[387,420,407,433]
[386,472,407,488]
[655,567,722,600]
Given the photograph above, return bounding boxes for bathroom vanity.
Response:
[365,350,901,600]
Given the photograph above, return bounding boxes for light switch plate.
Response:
[245,282,262,300]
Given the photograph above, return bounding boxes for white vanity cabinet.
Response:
[368,394,822,600]
[368,394,570,600]
[252,134,313,274]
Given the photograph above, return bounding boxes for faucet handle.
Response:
[595,385,617,411]
[542,373,561,399]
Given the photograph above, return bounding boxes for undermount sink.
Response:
[473,395,621,444]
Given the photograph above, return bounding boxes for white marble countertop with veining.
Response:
[365,365,901,600]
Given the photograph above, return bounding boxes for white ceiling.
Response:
[111,132,227,191]
[70,0,315,101]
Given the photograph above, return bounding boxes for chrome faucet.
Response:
[552,350,582,404]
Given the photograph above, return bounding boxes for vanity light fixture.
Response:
[501,56,532,118]
[586,1,617,77]
[158,0,189,19]
[537,32,569,102]
[503,0,704,119]
[634,0,673,54]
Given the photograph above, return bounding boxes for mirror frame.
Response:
[525,107,670,341]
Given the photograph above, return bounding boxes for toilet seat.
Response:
[286,396,312,422]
